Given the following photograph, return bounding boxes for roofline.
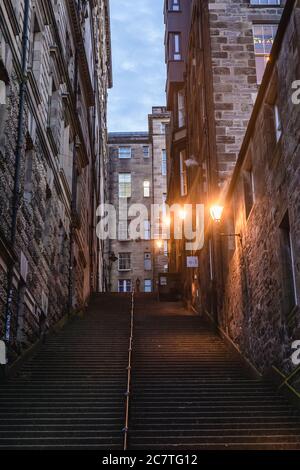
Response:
[108,132,150,144]
[104,0,113,89]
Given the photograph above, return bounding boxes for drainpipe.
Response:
[4,0,31,343]
[68,48,79,315]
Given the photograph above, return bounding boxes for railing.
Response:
[123,290,135,451]
[273,365,300,399]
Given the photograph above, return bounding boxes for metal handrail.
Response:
[123,290,135,451]
[273,365,300,399]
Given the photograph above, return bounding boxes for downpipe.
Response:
[4,0,31,345]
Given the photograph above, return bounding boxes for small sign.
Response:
[187,256,199,268]
[160,277,167,286]
[0,340,7,365]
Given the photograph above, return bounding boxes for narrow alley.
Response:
[1,295,300,450]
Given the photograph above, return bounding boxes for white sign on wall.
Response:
[186,256,199,268]
[0,340,7,365]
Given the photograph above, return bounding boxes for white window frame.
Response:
[250,0,280,5]
[118,279,132,293]
[252,24,278,84]
[180,151,188,196]
[143,145,149,158]
[169,0,180,11]
[143,180,150,198]
[118,146,132,159]
[119,173,132,198]
[144,220,151,240]
[144,279,152,293]
[144,253,152,271]
[162,150,167,176]
[118,253,131,271]
[118,220,128,241]
[178,90,185,128]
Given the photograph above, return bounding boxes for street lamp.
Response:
[210,204,241,240]
[162,215,171,227]
[179,208,187,221]
[156,240,163,250]
[210,205,224,223]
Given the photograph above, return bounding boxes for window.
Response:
[162,150,167,176]
[0,79,7,148]
[180,151,188,196]
[253,24,278,84]
[118,220,128,241]
[274,103,282,142]
[48,78,61,143]
[143,146,149,158]
[243,158,255,219]
[118,253,131,271]
[178,90,185,127]
[143,180,150,198]
[24,150,34,205]
[119,146,132,159]
[144,220,151,240]
[168,0,180,11]
[279,212,298,316]
[29,16,42,85]
[161,122,167,134]
[118,280,132,293]
[144,253,152,271]
[250,0,280,4]
[164,241,168,257]
[170,33,181,61]
[144,280,152,293]
[119,173,131,198]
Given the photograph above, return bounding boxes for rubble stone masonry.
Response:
[221,0,300,375]
[0,0,112,361]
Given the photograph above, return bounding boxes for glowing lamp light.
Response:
[210,205,224,223]
[156,240,163,249]
[162,215,171,227]
[179,209,187,221]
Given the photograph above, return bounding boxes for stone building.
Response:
[0,0,112,362]
[219,0,300,379]
[165,0,300,379]
[165,0,283,298]
[108,107,170,293]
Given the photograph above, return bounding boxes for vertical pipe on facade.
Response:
[68,49,78,314]
[4,0,31,342]
[151,122,155,293]
[68,0,80,314]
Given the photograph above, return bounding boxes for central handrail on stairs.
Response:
[123,290,135,451]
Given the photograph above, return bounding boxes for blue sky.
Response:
[108,0,166,132]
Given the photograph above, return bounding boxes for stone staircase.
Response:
[130,296,300,450]
[1,293,300,450]
[0,294,130,449]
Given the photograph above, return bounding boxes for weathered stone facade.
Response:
[165,0,300,379]
[220,0,300,377]
[0,0,112,361]
[209,0,283,181]
[108,108,170,293]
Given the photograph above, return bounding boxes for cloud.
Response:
[108,0,166,132]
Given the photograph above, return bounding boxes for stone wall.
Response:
[0,0,111,360]
[208,0,283,182]
[221,1,300,374]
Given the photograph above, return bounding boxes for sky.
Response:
[108,0,166,132]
